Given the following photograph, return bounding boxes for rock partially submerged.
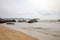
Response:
[5,19,16,22]
[0,18,6,23]
[18,20,26,22]
[27,19,38,23]
[58,20,60,21]
[0,18,16,23]
[6,22,15,25]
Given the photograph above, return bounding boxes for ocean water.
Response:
[0,21,60,40]
[4,22,60,32]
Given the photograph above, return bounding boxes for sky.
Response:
[0,0,60,20]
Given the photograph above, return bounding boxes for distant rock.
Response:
[0,18,6,23]
[0,18,16,23]
[18,20,26,22]
[6,22,15,25]
[27,19,38,23]
[5,19,16,22]
[58,20,60,21]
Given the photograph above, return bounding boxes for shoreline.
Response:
[0,25,38,40]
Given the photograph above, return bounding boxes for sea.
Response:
[0,18,60,40]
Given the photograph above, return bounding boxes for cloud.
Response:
[38,11,51,16]
[0,0,60,20]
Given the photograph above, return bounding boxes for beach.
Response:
[0,25,38,40]
[0,22,60,40]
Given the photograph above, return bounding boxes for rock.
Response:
[18,20,26,22]
[6,22,15,25]
[12,19,16,22]
[5,19,16,22]
[0,18,16,23]
[27,19,38,23]
[0,18,6,23]
[58,20,60,21]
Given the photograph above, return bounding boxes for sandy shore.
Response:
[0,25,38,40]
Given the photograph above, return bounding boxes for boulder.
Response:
[18,20,26,22]
[58,20,60,21]
[5,19,16,22]
[27,19,38,23]
[6,22,15,25]
[0,18,16,23]
[0,18,6,23]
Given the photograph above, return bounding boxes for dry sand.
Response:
[0,25,38,40]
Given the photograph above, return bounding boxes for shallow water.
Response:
[1,22,60,35]
[4,22,60,32]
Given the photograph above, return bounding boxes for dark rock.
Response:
[27,19,38,23]
[0,18,16,23]
[18,20,26,22]
[12,19,16,22]
[5,19,16,22]
[0,18,6,23]
[6,22,15,25]
[58,20,60,21]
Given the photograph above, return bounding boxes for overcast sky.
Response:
[0,0,60,20]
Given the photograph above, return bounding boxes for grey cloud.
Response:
[38,11,51,16]
[0,0,60,19]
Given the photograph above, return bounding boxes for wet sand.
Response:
[0,25,38,40]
